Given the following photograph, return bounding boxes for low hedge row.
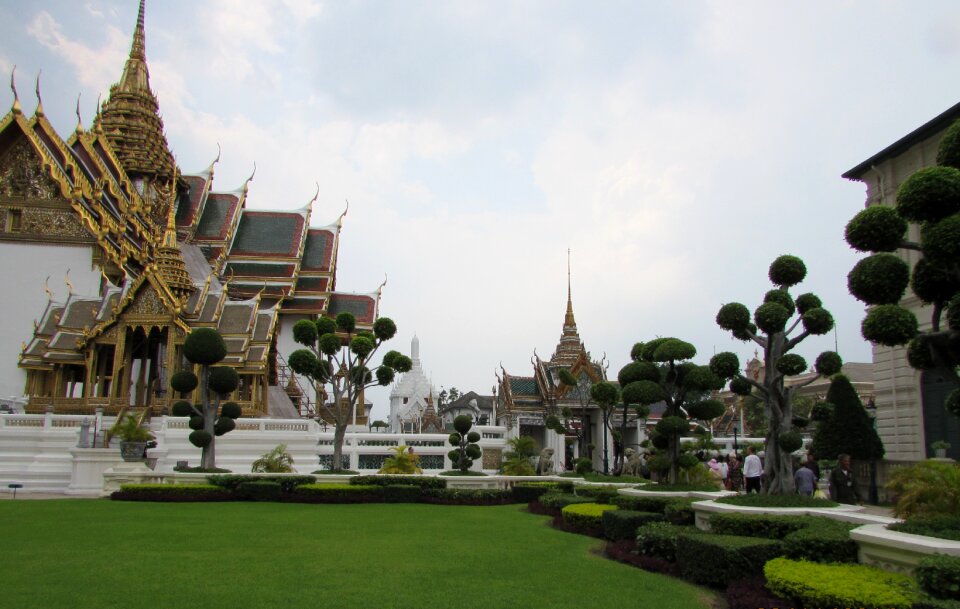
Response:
[111,484,232,502]
[539,492,594,511]
[421,488,515,505]
[715,494,838,508]
[708,512,858,563]
[512,483,561,503]
[764,557,918,609]
[918,554,960,601]
[608,496,694,525]
[208,474,315,493]
[635,522,697,563]
[708,513,809,539]
[890,516,960,542]
[562,503,618,529]
[602,510,665,541]
[350,475,446,489]
[294,483,381,503]
[573,485,621,503]
[677,533,783,588]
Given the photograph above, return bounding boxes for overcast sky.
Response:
[3,1,960,419]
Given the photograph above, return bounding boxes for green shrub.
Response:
[602,510,666,541]
[574,485,620,503]
[420,488,514,505]
[765,557,918,609]
[539,492,594,511]
[562,503,618,529]
[646,482,721,492]
[111,484,231,502]
[235,480,282,501]
[709,513,809,539]
[677,533,783,587]
[890,515,960,541]
[918,594,960,609]
[381,484,422,503]
[715,494,838,508]
[887,461,960,518]
[293,483,381,503]
[512,482,560,503]
[635,522,697,562]
[918,554,960,601]
[782,519,858,564]
[350,475,445,490]
[611,495,673,513]
[208,474,315,494]
[664,499,695,525]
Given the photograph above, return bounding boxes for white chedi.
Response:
[388,335,439,432]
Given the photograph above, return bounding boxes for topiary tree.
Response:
[447,414,482,472]
[169,328,241,470]
[590,380,621,475]
[545,367,591,466]
[810,374,884,463]
[287,313,411,471]
[713,255,843,495]
[621,338,725,484]
[843,120,960,415]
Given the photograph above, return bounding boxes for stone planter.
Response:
[119,441,147,462]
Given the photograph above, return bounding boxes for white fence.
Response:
[0,414,508,495]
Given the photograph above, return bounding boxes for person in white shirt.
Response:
[743,446,763,493]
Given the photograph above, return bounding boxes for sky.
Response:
[2,0,959,420]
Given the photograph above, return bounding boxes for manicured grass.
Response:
[0,500,714,609]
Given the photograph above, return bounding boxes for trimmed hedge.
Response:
[602,510,665,541]
[111,484,231,502]
[664,499,695,525]
[235,480,282,501]
[562,503,618,529]
[539,492,594,511]
[381,484,422,503]
[918,554,960,601]
[676,533,783,588]
[573,485,621,503]
[208,474,315,493]
[421,488,516,505]
[635,522,697,562]
[709,513,809,539]
[891,516,960,542]
[293,483,381,503]
[918,595,960,609]
[715,494,838,508]
[610,495,675,513]
[782,519,858,564]
[350,475,445,489]
[512,482,561,503]
[765,557,918,609]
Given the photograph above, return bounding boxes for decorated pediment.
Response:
[0,132,63,200]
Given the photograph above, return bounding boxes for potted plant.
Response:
[111,415,156,462]
[931,441,951,459]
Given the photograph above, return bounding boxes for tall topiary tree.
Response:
[621,338,725,484]
[810,374,884,463]
[843,120,960,415]
[287,313,411,471]
[713,255,843,494]
[448,414,482,472]
[169,328,241,470]
[590,380,621,475]
[545,368,591,467]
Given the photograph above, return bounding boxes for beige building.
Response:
[843,101,960,460]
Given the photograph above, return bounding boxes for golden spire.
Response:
[154,164,195,304]
[99,0,175,181]
[565,248,575,327]
[551,249,584,366]
[9,66,21,114]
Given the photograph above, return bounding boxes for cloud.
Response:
[26,11,128,94]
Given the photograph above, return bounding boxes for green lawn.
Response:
[0,500,714,609]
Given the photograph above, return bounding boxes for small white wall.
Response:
[0,242,100,399]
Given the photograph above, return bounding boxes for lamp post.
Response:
[865,399,879,505]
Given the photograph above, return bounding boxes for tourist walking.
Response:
[743,446,763,493]
[828,453,861,504]
[726,455,744,492]
[794,463,817,497]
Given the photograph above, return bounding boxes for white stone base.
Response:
[102,462,162,495]
[852,524,960,574]
[65,448,125,496]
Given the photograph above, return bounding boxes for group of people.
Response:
[705,448,862,504]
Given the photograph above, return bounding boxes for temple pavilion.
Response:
[0,1,380,419]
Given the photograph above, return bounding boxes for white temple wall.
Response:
[0,242,101,401]
[275,314,323,408]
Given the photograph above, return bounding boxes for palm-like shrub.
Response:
[110,414,155,443]
[500,435,537,476]
[886,460,960,518]
[379,445,422,474]
[251,444,295,473]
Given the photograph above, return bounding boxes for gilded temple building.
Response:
[495,265,614,471]
[0,1,380,420]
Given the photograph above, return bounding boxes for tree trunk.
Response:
[668,434,680,485]
[332,422,348,471]
[200,366,217,470]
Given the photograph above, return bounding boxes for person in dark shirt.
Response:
[828,453,860,504]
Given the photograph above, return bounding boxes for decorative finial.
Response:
[43,276,53,301]
[378,274,388,292]
[34,70,43,116]
[65,269,74,295]
[10,66,21,114]
[131,0,147,61]
[75,93,83,132]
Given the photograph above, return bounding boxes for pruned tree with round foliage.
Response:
[169,328,241,470]
[590,380,621,475]
[545,367,592,467]
[448,414,482,472]
[810,374,884,463]
[621,338,724,484]
[287,313,411,471]
[713,255,843,495]
[843,120,960,414]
